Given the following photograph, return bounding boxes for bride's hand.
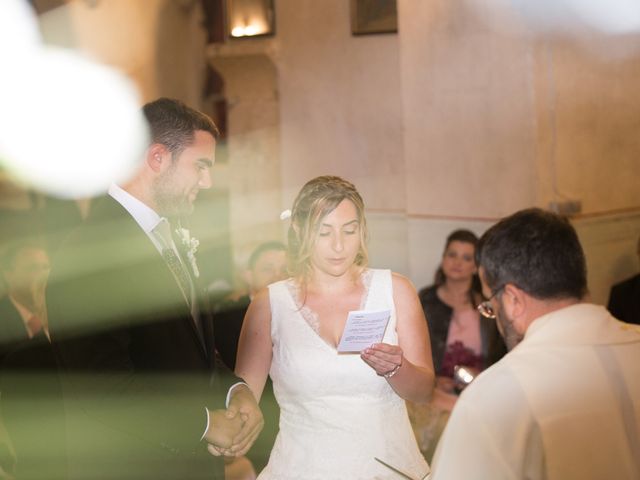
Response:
[360,343,404,378]
[225,385,264,456]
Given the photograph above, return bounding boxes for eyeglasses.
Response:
[477,286,505,319]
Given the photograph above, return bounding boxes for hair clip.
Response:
[280,209,292,221]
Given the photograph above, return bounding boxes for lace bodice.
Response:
[285,269,373,348]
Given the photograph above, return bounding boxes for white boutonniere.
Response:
[175,227,200,277]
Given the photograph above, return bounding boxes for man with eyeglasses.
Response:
[430,208,640,480]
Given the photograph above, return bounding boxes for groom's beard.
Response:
[152,164,194,217]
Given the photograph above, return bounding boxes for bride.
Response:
[235,176,434,479]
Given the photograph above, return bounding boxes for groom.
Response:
[46,98,263,479]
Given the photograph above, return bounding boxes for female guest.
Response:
[409,230,506,461]
[235,176,434,479]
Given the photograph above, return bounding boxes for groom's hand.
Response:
[225,384,264,456]
[204,408,243,456]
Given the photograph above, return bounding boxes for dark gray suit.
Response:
[47,195,241,479]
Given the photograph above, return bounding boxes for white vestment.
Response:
[431,304,640,480]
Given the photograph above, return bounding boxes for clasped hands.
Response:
[204,385,264,457]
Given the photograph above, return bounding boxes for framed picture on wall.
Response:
[350,0,398,35]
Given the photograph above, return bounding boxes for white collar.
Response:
[108,183,163,234]
[521,303,640,348]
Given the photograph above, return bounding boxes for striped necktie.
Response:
[153,218,193,307]
[152,218,205,347]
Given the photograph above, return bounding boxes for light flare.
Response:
[0,0,148,199]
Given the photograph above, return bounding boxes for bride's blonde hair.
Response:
[287,176,369,281]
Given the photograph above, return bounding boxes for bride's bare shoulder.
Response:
[390,271,418,295]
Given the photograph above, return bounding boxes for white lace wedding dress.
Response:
[258,269,429,480]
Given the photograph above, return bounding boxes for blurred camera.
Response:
[453,365,478,393]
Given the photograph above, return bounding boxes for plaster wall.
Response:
[394,0,640,303]
[208,51,282,266]
[31,1,640,305]
[39,0,206,104]
[398,1,640,218]
[276,0,405,212]
[399,1,537,218]
[531,39,640,213]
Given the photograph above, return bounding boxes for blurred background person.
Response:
[409,229,506,462]
[214,241,287,370]
[607,234,640,324]
[0,238,67,480]
[213,240,286,478]
[0,239,50,355]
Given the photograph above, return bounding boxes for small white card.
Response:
[337,309,391,353]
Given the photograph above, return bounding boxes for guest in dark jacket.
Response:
[0,240,51,363]
[409,229,506,462]
[607,235,640,325]
[0,239,67,479]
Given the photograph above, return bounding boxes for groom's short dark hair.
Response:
[143,98,219,158]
